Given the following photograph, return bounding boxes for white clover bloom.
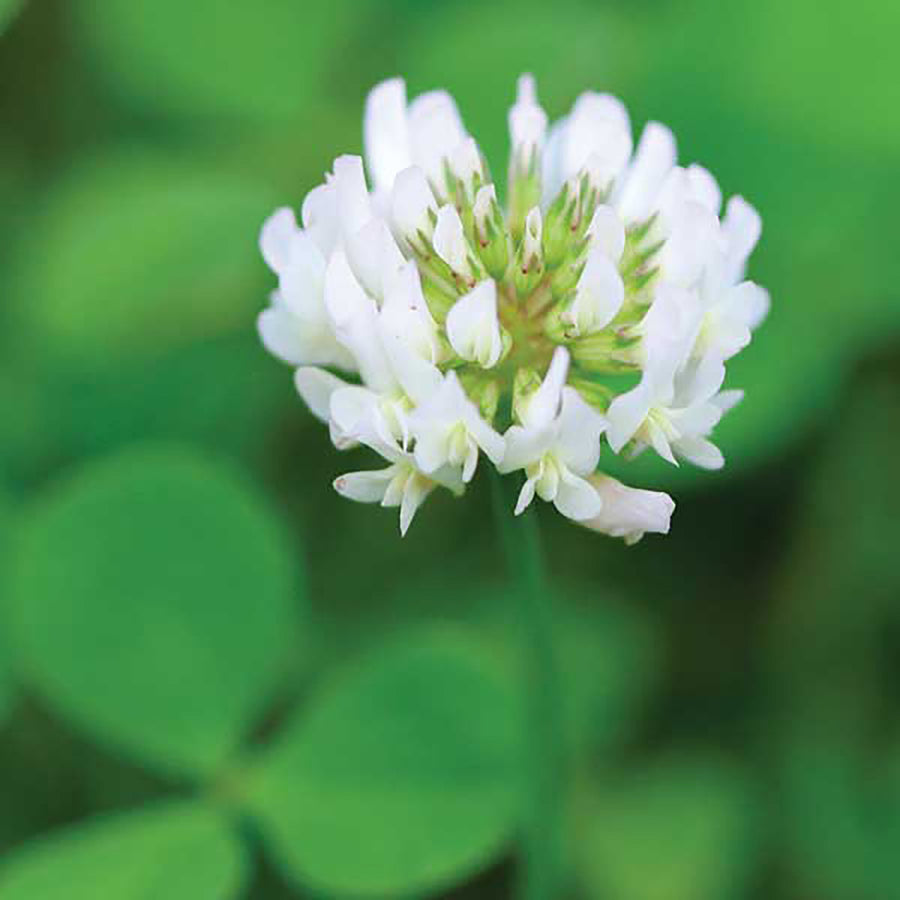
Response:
[257,74,769,537]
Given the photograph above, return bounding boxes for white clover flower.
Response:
[258,75,769,537]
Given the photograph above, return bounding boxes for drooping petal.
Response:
[364,78,411,195]
[583,474,674,543]
[499,424,555,472]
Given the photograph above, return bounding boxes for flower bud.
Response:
[514,207,544,296]
[473,185,509,280]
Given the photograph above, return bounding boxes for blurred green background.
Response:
[1,0,899,897]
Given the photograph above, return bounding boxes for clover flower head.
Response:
[258,75,769,539]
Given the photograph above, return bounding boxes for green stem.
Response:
[490,471,564,900]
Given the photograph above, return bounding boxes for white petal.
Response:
[256,303,306,366]
[332,155,373,238]
[408,90,467,187]
[583,475,674,543]
[565,248,625,335]
[324,251,396,393]
[615,121,677,222]
[606,380,654,453]
[399,471,435,535]
[412,427,449,475]
[329,385,380,447]
[294,366,350,423]
[555,387,605,475]
[562,92,633,189]
[722,196,761,283]
[364,78,411,195]
[499,425,555,472]
[714,389,744,414]
[519,346,570,430]
[448,137,484,188]
[333,467,396,503]
[432,204,470,274]
[509,74,548,158]
[659,200,722,287]
[259,207,297,274]
[674,435,724,470]
[257,296,353,370]
[301,182,339,255]
[345,217,405,302]
[541,117,567,206]
[726,281,770,332]
[463,408,506,467]
[279,230,326,318]
[685,164,722,215]
[646,417,678,466]
[586,204,626,261]
[445,280,503,369]
[514,475,538,515]
[553,469,603,521]
[391,166,438,242]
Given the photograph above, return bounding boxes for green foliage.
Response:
[246,627,523,897]
[10,153,277,367]
[71,0,361,124]
[0,0,21,34]
[0,802,246,899]
[575,756,761,900]
[0,488,14,723]
[8,446,301,779]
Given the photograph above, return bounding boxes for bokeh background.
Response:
[1,0,899,897]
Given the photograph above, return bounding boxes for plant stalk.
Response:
[490,471,564,900]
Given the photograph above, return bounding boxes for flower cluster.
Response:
[258,76,768,541]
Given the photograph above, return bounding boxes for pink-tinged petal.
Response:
[582,474,674,543]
